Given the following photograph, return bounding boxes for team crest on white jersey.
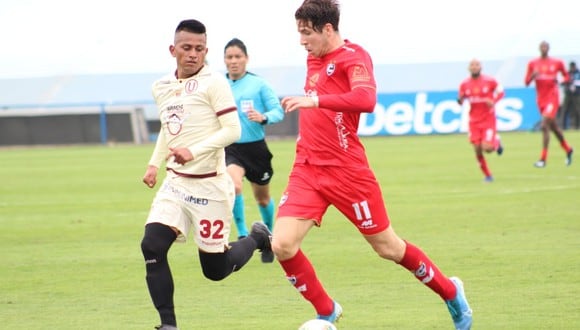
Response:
[185,79,198,94]
[326,62,336,76]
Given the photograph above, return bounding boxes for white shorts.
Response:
[145,172,234,252]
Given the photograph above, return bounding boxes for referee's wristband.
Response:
[261,114,268,125]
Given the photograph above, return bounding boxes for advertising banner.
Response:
[359,88,540,136]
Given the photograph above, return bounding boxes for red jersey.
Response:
[296,40,377,167]
[458,74,504,124]
[525,57,569,106]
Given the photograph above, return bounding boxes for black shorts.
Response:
[225,140,273,185]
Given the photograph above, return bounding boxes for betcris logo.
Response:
[358,88,539,136]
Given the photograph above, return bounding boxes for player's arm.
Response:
[144,128,168,187]
[188,78,241,158]
[317,85,376,113]
[191,109,240,156]
[524,62,537,86]
[559,61,570,84]
[457,83,465,105]
[316,60,377,113]
[493,82,505,103]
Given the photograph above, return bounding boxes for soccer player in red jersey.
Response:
[458,59,505,182]
[525,41,574,167]
[271,1,472,329]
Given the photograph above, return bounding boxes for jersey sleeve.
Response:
[525,61,535,86]
[493,80,505,103]
[458,81,466,103]
[559,60,570,83]
[148,126,168,168]
[318,60,377,113]
[187,76,241,159]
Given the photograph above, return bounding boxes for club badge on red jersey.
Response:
[326,62,336,76]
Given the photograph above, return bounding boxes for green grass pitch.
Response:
[1,131,579,329]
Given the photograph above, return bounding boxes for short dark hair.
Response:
[224,38,248,56]
[295,0,340,32]
[175,19,206,34]
[570,61,576,67]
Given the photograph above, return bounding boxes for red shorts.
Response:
[277,163,390,235]
[538,98,559,119]
[468,118,497,146]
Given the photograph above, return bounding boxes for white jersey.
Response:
[148,65,240,177]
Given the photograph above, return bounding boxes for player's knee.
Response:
[271,238,298,260]
[198,251,230,281]
[140,223,175,259]
[140,235,165,259]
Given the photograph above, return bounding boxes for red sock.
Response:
[398,241,456,300]
[476,154,492,177]
[279,249,334,315]
[540,148,548,161]
[560,140,572,153]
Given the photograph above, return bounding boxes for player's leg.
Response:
[193,175,272,279]
[332,167,472,329]
[226,163,248,238]
[273,216,341,321]
[470,126,492,181]
[141,223,178,328]
[141,181,190,329]
[535,103,556,167]
[273,164,339,322]
[546,112,574,165]
[198,221,272,280]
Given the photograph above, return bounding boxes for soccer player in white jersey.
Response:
[140,19,272,330]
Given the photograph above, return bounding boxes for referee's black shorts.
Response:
[225,140,273,185]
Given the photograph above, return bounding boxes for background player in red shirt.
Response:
[458,59,505,182]
[525,41,573,167]
[271,1,472,329]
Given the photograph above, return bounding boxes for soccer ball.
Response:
[298,319,337,330]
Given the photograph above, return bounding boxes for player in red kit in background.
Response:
[525,40,573,167]
[271,1,472,329]
[458,59,505,182]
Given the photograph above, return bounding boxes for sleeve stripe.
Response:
[216,106,237,116]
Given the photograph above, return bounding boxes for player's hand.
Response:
[281,96,317,113]
[485,98,494,107]
[143,165,158,188]
[530,71,538,80]
[167,147,193,165]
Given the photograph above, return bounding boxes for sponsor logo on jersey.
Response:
[161,182,209,205]
[167,114,183,135]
